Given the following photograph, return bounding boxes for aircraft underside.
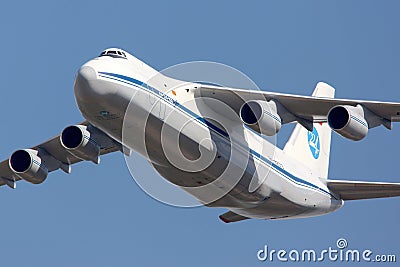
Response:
[75,70,342,220]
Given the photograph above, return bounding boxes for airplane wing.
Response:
[193,82,400,129]
[327,180,400,200]
[0,122,122,189]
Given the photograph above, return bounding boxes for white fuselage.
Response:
[73,52,343,220]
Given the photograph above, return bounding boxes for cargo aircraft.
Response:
[1,48,400,223]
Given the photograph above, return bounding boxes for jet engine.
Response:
[60,125,100,164]
[327,105,368,141]
[240,100,282,136]
[9,149,48,184]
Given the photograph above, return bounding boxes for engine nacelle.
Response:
[9,149,48,184]
[327,105,369,141]
[60,125,100,164]
[240,100,282,136]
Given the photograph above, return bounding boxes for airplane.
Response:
[1,48,400,223]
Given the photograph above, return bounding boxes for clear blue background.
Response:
[0,1,399,266]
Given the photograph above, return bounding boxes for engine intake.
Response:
[61,125,100,164]
[240,100,281,136]
[327,105,368,141]
[9,149,48,184]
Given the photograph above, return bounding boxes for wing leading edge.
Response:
[194,83,400,128]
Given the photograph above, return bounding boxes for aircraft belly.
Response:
[229,191,342,220]
[136,111,275,205]
[79,78,340,214]
[96,82,278,205]
[229,193,308,219]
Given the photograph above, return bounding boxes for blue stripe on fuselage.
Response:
[98,71,334,198]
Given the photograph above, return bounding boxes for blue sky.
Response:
[0,1,399,266]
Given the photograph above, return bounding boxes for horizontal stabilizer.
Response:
[327,179,400,200]
[219,211,250,223]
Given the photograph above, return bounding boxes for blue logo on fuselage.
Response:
[308,127,320,159]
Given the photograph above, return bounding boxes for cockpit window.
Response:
[99,49,127,59]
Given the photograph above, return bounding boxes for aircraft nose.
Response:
[74,65,99,108]
[76,65,97,83]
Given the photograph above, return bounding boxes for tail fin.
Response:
[283,82,335,179]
